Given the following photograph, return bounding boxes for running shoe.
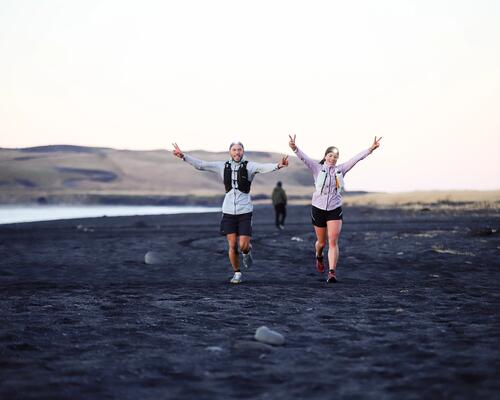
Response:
[316,255,325,273]
[242,250,253,269]
[230,271,242,284]
[327,269,337,283]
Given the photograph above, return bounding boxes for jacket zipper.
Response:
[326,168,332,211]
[233,164,237,214]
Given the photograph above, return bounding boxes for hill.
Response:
[4,145,497,208]
[0,145,320,205]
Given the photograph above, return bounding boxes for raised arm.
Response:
[289,134,321,174]
[339,136,382,175]
[171,142,222,173]
[249,155,288,175]
[172,142,184,159]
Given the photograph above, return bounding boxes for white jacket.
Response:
[183,154,280,215]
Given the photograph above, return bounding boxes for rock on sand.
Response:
[254,326,285,346]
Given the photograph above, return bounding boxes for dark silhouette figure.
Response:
[272,181,287,229]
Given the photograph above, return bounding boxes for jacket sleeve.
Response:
[183,154,224,174]
[247,162,279,176]
[339,149,371,175]
[294,147,321,176]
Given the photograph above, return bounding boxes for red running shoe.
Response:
[316,256,325,273]
[327,269,337,283]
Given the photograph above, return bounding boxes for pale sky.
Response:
[1,0,499,192]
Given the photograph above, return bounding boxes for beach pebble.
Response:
[254,326,285,346]
[144,251,165,265]
[205,346,223,352]
[76,225,94,232]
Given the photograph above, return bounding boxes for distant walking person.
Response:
[172,142,289,284]
[288,134,382,283]
[271,181,287,230]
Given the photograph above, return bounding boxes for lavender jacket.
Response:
[294,147,371,211]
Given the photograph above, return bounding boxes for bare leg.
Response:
[226,233,239,271]
[239,235,251,254]
[314,226,327,258]
[326,220,343,271]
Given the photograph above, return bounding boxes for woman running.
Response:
[172,141,288,284]
[288,134,382,283]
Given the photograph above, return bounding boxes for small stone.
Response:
[144,251,165,265]
[205,346,223,352]
[254,326,285,346]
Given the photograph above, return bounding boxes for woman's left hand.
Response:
[370,136,382,152]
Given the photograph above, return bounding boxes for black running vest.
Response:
[224,161,251,193]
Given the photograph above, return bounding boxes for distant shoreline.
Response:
[0,190,498,209]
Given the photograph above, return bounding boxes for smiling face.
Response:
[324,147,339,166]
[229,143,244,162]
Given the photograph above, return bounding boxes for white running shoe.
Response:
[242,250,253,269]
[230,272,242,284]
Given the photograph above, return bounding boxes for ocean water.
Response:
[0,205,221,225]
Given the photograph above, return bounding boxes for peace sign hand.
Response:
[370,136,382,152]
[172,143,184,159]
[288,134,297,151]
[278,155,289,169]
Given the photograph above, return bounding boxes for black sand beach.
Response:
[1,205,499,399]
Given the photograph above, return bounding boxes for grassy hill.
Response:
[4,145,496,208]
[0,145,318,205]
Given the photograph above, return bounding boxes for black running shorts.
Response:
[311,205,343,227]
[220,212,253,236]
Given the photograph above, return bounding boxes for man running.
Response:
[172,142,289,284]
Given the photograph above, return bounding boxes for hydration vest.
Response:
[224,160,251,193]
[315,167,344,194]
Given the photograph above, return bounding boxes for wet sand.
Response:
[1,205,499,399]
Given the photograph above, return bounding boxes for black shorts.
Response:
[220,212,253,236]
[311,206,343,227]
